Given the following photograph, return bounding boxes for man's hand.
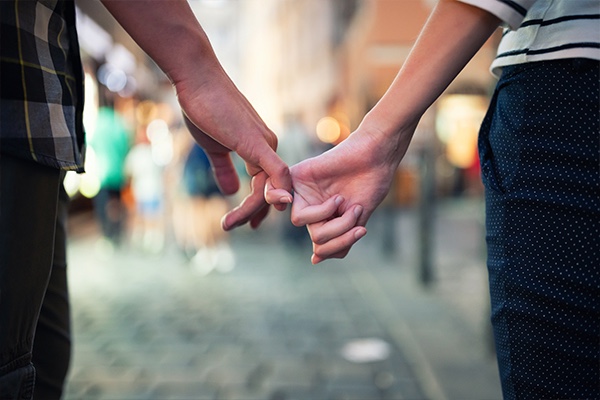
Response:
[183,115,292,230]
[171,55,293,231]
[100,0,292,230]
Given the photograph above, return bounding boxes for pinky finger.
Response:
[264,178,293,207]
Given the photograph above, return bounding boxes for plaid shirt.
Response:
[1,0,85,171]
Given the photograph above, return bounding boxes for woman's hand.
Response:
[272,124,412,263]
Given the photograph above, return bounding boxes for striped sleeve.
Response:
[457,0,537,30]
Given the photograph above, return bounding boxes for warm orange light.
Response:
[436,94,487,168]
[316,117,341,144]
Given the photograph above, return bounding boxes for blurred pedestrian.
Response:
[88,88,132,248]
[167,125,194,257]
[181,143,235,274]
[125,124,166,253]
[276,1,600,399]
[0,1,291,398]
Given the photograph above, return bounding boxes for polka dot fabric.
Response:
[478,59,600,399]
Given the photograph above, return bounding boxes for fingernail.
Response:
[354,205,363,218]
[221,217,229,230]
[222,218,239,231]
[334,195,344,207]
[280,196,292,204]
[354,228,366,240]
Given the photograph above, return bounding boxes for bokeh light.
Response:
[316,116,341,144]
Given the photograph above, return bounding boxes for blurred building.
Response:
[74,0,502,204]
[229,0,501,199]
[360,0,502,200]
[364,0,500,101]
[229,0,366,144]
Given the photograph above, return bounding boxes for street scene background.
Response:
[63,0,505,398]
[64,200,502,400]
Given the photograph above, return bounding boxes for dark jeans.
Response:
[0,154,71,399]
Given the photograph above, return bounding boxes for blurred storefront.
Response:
[214,0,500,204]
[361,0,501,204]
[71,0,501,209]
[67,0,178,209]
[233,0,366,154]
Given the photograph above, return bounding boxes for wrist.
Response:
[349,121,406,172]
[359,111,419,164]
[165,34,225,87]
[174,65,275,157]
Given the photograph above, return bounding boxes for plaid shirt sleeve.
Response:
[1,0,85,171]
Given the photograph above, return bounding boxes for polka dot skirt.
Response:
[479,59,600,399]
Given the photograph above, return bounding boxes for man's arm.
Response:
[283,0,501,263]
[100,0,292,228]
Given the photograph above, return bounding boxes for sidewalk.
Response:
[352,198,500,400]
[63,198,502,400]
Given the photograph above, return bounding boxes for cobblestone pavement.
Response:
[63,199,502,400]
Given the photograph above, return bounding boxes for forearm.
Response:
[100,0,224,85]
[102,0,291,229]
[362,0,501,147]
[100,0,276,158]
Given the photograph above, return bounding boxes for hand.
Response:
[177,78,292,230]
[271,125,409,264]
[183,116,292,230]
[100,0,292,229]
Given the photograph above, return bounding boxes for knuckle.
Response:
[273,162,290,179]
[312,233,327,246]
[291,214,304,227]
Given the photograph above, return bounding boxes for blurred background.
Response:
[64,0,503,399]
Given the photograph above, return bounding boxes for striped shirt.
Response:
[459,0,600,77]
[0,0,85,171]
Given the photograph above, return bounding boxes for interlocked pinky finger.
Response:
[264,178,292,209]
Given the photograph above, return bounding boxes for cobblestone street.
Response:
[63,200,502,400]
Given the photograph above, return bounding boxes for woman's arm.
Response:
[287,0,502,263]
[363,0,501,155]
